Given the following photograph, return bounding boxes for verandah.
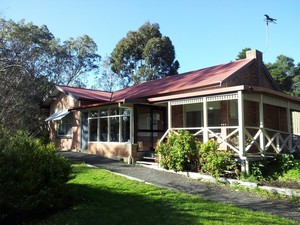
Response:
[159,91,300,173]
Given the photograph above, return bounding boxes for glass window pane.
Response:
[152,109,165,130]
[66,123,73,136]
[100,110,108,116]
[100,118,108,141]
[137,107,151,129]
[110,117,119,142]
[89,119,98,141]
[122,114,130,142]
[90,111,98,118]
[57,113,73,136]
[110,108,119,116]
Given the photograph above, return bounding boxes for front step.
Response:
[136,161,158,166]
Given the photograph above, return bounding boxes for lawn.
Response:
[33,164,299,225]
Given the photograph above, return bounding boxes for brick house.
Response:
[43,49,300,172]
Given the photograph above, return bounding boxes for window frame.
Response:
[87,107,131,143]
[57,113,73,137]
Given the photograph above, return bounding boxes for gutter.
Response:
[118,102,134,164]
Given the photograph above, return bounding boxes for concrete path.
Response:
[59,151,300,223]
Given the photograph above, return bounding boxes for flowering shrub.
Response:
[156,130,200,172]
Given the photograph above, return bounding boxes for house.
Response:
[43,49,300,173]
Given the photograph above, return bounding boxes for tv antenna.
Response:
[264,14,277,53]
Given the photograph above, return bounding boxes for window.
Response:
[89,111,98,141]
[57,113,73,136]
[87,107,130,143]
[122,110,130,142]
[110,108,119,142]
[100,110,108,141]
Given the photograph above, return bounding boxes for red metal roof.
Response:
[46,58,254,107]
[56,85,113,102]
[111,58,254,102]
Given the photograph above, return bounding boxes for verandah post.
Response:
[238,91,248,173]
[168,101,172,136]
[203,97,208,142]
[259,94,265,153]
[287,101,292,152]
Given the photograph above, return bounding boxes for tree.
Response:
[57,35,101,86]
[111,22,179,86]
[92,56,123,92]
[0,18,100,87]
[0,18,101,135]
[266,55,296,94]
[236,47,251,60]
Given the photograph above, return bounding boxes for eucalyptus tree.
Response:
[266,55,297,94]
[0,18,100,134]
[111,22,179,86]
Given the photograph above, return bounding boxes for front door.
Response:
[135,105,166,151]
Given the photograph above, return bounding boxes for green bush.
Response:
[248,154,299,182]
[156,130,200,172]
[0,128,72,221]
[199,140,237,178]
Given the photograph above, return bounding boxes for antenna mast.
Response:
[264,14,277,53]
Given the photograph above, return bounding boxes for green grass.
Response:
[33,164,299,225]
[279,160,300,182]
[280,168,300,181]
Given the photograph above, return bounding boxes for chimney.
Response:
[246,49,263,87]
[246,49,263,62]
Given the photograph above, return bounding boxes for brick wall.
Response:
[172,105,183,127]
[49,93,81,150]
[264,104,288,132]
[244,100,259,127]
[224,56,277,90]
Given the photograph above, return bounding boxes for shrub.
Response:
[0,128,72,221]
[198,140,237,178]
[248,153,299,182]
[156,130,200,172]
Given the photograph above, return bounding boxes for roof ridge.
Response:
[56,84,113,94]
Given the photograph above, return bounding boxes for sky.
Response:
[1,0,300,75]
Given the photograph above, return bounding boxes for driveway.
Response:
[59,151,300,223]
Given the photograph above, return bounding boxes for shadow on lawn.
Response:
[38,183,198,225]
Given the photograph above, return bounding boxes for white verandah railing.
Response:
[158,126,300,158]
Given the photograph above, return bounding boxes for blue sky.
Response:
[1,0,299,74]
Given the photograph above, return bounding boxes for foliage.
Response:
[198,140,237,178]
[0,18,100,86]
[111,21,179,86]
[92,56,124,92]
[247,154,299,182]
[266,55,299,94]
[236,48,300,96]
[0,18,100,135]
[279,168,300,182]
[0,127,72,222]
[32,164,297,225]
[236,47,251,60]
[156,130,199,172]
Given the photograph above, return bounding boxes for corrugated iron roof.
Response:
[45,58,254,107]
[111,58,253,102]
[56,85,113,102]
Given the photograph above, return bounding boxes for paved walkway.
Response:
[59,151,300,223]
